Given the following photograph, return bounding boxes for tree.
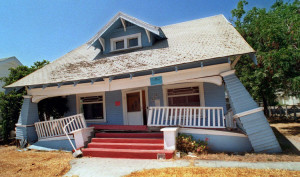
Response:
[0,60,49,142]
[231,0,300,116]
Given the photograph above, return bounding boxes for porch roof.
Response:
[6,14,255,88]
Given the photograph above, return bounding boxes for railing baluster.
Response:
[147,108,153,126]
[189,108,192,126]
[217,108,220,127]
[161,107,165,125]
[177,108,180,125]
[198,108,201,127]
[158,108,162,126]
[212,109,216,127]
[193,108,196,127]
[153,108,157,125]
[170,108,174,125]
[165,107,169,126]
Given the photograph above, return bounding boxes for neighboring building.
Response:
[0,57,22,122]
[6,12,281,157]
[0,56,22,92]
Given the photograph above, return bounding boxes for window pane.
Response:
[128,38,138,47]
[115,40,124,50]
[167,86,200,106]
[82,103,103,119]
[127,92,141,112]
[168,95,200,106]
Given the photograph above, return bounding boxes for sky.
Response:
[0,0,281,66]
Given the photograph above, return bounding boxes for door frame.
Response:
[122,87,149,125]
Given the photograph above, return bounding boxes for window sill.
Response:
[110,46,142,53]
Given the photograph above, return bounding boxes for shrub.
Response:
[176,134,208,154]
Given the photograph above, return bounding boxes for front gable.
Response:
[87,12,165,54]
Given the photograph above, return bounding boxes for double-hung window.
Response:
[78,94,105,121]
[110,33,141,52]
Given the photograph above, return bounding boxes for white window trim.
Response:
[76,92,106,123]
[110,33,142,52]
[162,83,205,107]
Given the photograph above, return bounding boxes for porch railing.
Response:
[34,114,87,140]
[147,106,225,128]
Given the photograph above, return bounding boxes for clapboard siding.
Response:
[223,74,258,115]
[148,85,164,107]
[204,83,227,113]
[223,73,281,153]
[105,90,124,125]
[16,97,39,143]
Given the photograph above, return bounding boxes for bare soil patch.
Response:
[125,167,300,177]
[0,146,73,177]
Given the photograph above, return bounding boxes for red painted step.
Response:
[95,132,163,139]
[82,148,174,159]
[91,138,164,144]
[90,125,148,131]
[88,142,164,150]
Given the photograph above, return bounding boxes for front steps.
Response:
[82,132,174,159]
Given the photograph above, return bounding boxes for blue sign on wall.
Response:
[150,76,163,86]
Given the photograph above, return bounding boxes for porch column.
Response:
[221,70,281,153]
[16,95,39,144]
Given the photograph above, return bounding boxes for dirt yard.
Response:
[125,167,300,177]
[0,146,73,177]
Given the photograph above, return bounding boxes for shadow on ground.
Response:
[271,126,300,155]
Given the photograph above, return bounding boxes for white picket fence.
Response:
[147,106,225,128]
[34,114,86,140]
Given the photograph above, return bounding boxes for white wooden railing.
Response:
[34,114,87,140]
[147,106,225,128]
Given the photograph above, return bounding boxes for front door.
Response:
[125,90,146,125]
[126,91,143,125]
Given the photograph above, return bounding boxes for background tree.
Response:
[231,0,300,116]
[0,60,68,142]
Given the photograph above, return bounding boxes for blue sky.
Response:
[0,0,279,66]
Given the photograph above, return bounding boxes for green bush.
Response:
[176,134,208,154]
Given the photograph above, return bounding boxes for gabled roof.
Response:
[6,14,255,88]
[87,12,163,47]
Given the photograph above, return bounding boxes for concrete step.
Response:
[91,138,164,144]
[88,142,164,150]
[82,148,173,159]
[95,132,163,139]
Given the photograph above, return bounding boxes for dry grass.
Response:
[125,167,300,177]
[0,146,73,177]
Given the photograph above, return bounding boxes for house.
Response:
[0,57,22,122]
[5,12,281,158]
[0,56,22,92]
